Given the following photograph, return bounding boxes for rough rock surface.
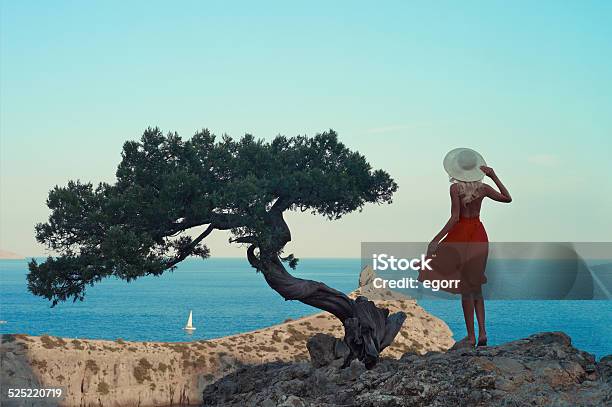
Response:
[201,332,611,407]
[306,333,349,368]
[0,267,452,407]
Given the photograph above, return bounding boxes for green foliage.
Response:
[133,358,153,383]
[29,127,397,305]
[40,335,66,349]
[97,381,110,395]
[85,359,100,374]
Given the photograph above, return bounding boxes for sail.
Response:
[186,310,193,328]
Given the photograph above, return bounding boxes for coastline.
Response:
[0,268,454,407]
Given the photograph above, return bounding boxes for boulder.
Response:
[306,333,349,368]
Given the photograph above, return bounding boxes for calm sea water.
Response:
[1,258,610,358]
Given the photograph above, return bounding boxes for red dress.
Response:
[418,217,489,295]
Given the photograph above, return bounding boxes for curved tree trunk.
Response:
[246,208,406,369]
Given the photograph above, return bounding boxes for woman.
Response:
[420,148,511,349]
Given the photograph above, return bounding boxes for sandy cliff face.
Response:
[0,267,453,407]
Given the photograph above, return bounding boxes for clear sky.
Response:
[1,1,611,258]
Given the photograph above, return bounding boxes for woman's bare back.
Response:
[454,179,512,220]
[458,193,485,218]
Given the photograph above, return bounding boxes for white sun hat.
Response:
[443,148,487,182]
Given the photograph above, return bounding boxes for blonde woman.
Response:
[419,148,512,349]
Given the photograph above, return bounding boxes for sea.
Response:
[1,258,610,359]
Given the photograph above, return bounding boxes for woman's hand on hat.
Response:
[480,166,495,178]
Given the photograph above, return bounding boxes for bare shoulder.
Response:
[480,182,511,202]
[475,182,490,200]
[480,183,494,193]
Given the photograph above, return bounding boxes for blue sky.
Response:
[1,1,611,257]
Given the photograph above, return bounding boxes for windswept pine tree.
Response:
[29,128,406,368]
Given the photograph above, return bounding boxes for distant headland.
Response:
[0,250,23,259]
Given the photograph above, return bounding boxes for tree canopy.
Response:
[29,128,397,306]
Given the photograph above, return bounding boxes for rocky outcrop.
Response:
[201,332,611,407]
[306,333,350,368]
[0,267,453,407]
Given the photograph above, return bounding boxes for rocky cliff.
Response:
[201,332,611,407]
[0,267,453,406]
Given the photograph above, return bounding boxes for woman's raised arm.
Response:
[480,166,512,203]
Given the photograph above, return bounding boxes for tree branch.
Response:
[270,197,292,213]
[246,244,261,269]
[165,223,215,268]
[230,236,256,244]
[211,213,249,230]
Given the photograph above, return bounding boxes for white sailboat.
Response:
[183,310,196,332]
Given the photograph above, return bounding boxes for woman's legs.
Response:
[474,297,487,345]
[461,297,476,345]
